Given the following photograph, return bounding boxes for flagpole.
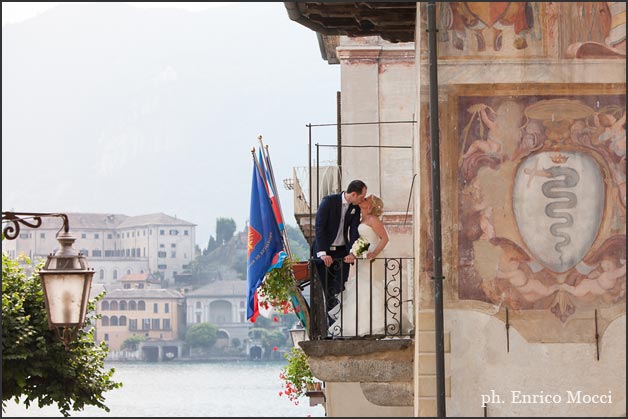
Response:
[257,135,293,259]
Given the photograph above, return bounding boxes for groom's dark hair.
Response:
[346,180,366,194]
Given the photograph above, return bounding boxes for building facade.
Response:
[286,2,626,417]
[2,212,196,286]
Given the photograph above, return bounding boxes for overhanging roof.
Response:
[284,2,416,43]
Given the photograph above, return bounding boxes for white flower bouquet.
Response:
[351,236,370,259]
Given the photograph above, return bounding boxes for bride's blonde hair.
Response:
[369,195,384,217]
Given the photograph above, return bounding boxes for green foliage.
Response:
[285,224,310,262]
[2,252,122,417]
[216,217,236,245]
[121,335,146,351]
[258,256,296,312]
[204,235,218,255]
[279,347,315,403]
[231,337,241,348]
[184,322,218,348]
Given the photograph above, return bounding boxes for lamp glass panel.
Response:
[43,274,87,325]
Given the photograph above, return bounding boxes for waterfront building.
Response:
[2,212,196,286]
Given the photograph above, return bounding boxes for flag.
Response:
[247,155,287,322]
[258,147,284,233]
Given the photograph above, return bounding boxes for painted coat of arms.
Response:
[456,88,626,322]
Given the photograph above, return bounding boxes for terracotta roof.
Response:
[185,280,247,297]
[117,212,196,229]
[103,288,184,299]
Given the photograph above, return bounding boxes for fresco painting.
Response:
[456,88,626,322]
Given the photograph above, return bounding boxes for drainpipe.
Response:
[427,1,446,417]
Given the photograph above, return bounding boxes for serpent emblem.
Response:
[541,166,579,267]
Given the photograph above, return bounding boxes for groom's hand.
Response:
[321,255,333,267]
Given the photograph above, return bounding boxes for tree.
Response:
[184,322,218,348]
[286,224,310,261]
[2,252,122,417]
[121,335,146,351]
[216,217,236,245]
[205,235,218,255]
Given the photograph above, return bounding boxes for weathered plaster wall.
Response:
[446,310,626,417]
[414,2,626,416]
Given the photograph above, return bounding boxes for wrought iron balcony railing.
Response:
[305,257,414,340]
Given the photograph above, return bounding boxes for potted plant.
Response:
[278,346,316,405]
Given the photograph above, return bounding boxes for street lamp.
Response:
[289,322,308,348]
[2,212,94,349]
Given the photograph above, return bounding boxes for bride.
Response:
[328,194,412,337]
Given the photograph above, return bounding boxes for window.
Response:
[81,233,87,239]
[195,313,201,323]
[131,248,136,257]
[142,319,150,330]
[127,269,131,275]
[158,251,167,258]
[110,301,119,310]
[184,230,189,235]
[129,319,138,330]
[163,319,171,330]
[110,316,119,326]
[169,229,179,235]
[99,269,104,280]
[153,303,159,313]
[113,269,118,280]
[160,244,165,248]
[105,250,114,257]
[19,233,29,239]
[125,249,130,257]
[171,243,176,248]
[129,300,137,310]
[124,284,131,289]
[165,303,169,313]
[196,301,201,309]
[120,301,127,310]
[119,316,127,326]
[138,301,146,311]
[94,233,99,239]
[104,333,109,341]
[107,234,113,239]
[102,301,109,311]
[40,232,45,239]
[151,319,160,330]
[160,230,165,235]
[80,248,89,257]
[126,232,130,238]
[158,264,167,269]
[101,316,109,326]
[171,251,176,258]
[92,250,102,257]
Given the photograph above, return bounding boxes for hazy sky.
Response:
[2,2,340,247]
[2,2,235,26]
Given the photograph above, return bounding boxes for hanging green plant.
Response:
[278,346,315,405]
[258,256,297,313]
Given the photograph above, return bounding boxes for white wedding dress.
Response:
[328,223,413,337]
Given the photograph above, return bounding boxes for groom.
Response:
[313,179,367,314]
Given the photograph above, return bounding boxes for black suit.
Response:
[313,192,361,302]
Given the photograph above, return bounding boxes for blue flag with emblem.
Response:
[247,151,286,322]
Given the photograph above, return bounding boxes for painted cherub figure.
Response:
[565,256,626,297]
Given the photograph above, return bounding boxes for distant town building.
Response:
[2,212,196,286]
[95,288,185,355]
[184,279,249,345]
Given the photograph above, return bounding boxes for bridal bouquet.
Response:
[351,237,370,258]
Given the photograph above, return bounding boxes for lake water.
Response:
[2,361,326,417]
